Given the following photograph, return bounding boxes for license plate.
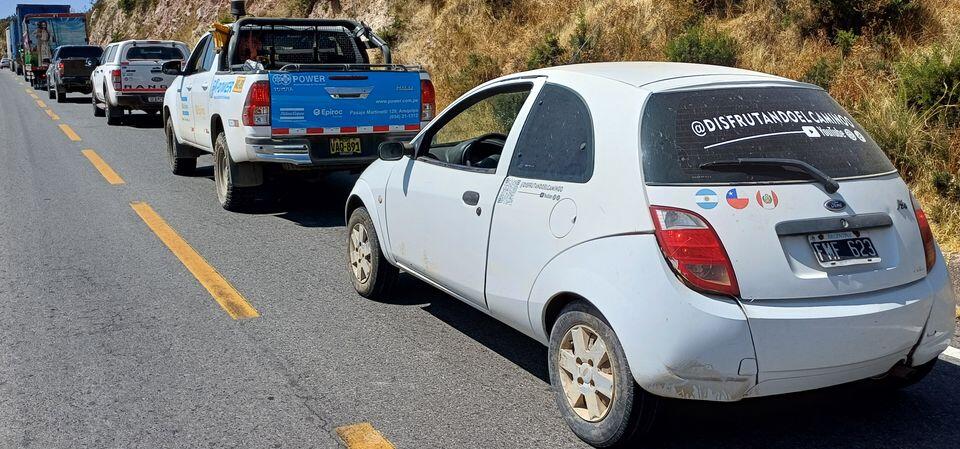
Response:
[330,137,362,155]
[807,231,880,267]
[148,96,163,103]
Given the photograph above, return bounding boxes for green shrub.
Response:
[835,30,857,58]
[665,26,738,67]
[527,33,565,70]
[118,0,136,13]
[448,53,501,97]
[933,171,953,195]
[803,0,923,39]
[568,11,600,64]
[897,47,960,117]
[378,16,407,48]
[800,57,838,89]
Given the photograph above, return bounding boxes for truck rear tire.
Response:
[56,88,66,103]
[213,132,256,212]
[165,117,196,176]
[92,95,105,117]
[48,85,55,99]
[106,100,122,125]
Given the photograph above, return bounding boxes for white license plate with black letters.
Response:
[807,231,880,267]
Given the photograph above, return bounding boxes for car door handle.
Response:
[185,85,192,91]
[201,83,209,90]
[462,191,480,206]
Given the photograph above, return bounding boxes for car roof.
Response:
[509,62,803,92]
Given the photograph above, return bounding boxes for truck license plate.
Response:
[330,137,362,155]
[807,231,880,267]
[148,96,163,103]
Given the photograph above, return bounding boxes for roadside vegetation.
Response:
[84,0,960,250]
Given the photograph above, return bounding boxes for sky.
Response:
[1,0,93,18]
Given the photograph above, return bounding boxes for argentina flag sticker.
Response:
[695,188,719,209]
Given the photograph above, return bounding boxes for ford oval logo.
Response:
[824,199,847,212]
[151,76,164,82]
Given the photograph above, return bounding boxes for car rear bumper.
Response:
[115,93,165,109]
[627,239,955,402]
[245,132,416,169]
[59,76,92,91]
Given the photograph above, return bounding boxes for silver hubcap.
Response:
[215,147,228,202]
[349,223,373,284]
[558,324,615,422]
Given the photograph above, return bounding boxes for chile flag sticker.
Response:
[726,188,749,209]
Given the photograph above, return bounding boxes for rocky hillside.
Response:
[88,0,960,252]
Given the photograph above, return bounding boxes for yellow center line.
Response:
[130,202,260,320]
[45,109,60,120]
[336,423,395,449]
[29,93,38,99]
[59,124,81,141]
[36,99,47,108]
[81,150,124,185]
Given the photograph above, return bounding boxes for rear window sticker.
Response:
[726,188,749,209]
[695,188,719,209]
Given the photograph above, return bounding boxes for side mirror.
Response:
[161,60,183,76]
[42,58,51,65]
[85,57,100,67]
[378,141,413,161]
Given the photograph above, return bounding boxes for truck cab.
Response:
[162,17,434,211]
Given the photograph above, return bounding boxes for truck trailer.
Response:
[11,4,71,76]
[21,13,88,88]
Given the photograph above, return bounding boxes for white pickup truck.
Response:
[91,40,189,125]
[161,17,434,211]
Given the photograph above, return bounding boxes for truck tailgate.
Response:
[269,71,422,136]
[61,59,91,77]
[120,60,181,93]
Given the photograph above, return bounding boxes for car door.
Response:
[189,37,218,148]
[92,44,114,101]
[384,80,540,307]
[178,36,211,145]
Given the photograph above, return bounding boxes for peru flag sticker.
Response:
[725,188,749,209]
[755,190,779,210]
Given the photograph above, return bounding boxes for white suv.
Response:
[344,62,956,447]
[91,40,188,125]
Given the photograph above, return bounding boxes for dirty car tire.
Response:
[92,95,105,117]
[213,132,255,212]
[165,116,196,176]
[346,207,398,299]
[549,301,658,448]
[106,100,122,125]
[48,85,55,99]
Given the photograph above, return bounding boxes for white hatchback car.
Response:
[345,62,956,447]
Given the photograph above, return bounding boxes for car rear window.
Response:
[232,26,365,68]
[57,47,102,59]
[640,86,895,184]
[125,46,184,61]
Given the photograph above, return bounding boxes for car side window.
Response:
[186,37,210,74]
[200,40,217,71]
[422,83,532,171]
[103,45,116,63]
[508,83,594,183]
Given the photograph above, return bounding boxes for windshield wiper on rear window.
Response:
[699,157,840,193]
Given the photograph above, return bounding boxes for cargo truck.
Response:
[10,4,71,76]
[21,13,88,88]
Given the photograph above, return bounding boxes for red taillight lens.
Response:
[911,196,937,272]
[242,80,271,127]
[111,69,122,91]
[650,206,740,297]
[420,79,436,121]
[57,61,64,75]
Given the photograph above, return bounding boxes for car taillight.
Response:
[242,80,271,127]
[57,61,64,75]
[650,206,740,297]
[111,69,122,92]
[420,79,435,121]
[910,195,937,272]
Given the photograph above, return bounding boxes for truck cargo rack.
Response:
[277,63,422,72]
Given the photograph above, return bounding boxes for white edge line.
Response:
[941,346,960,364]
[703,130,807,149]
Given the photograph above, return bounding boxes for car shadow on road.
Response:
[55,95,92,104]
[378,274,960,448]
[121,114,164,129]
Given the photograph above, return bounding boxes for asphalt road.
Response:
[0,71,958,449]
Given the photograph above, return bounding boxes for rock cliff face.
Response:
[88,0,393,46]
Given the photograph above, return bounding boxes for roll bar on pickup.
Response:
[224,17,393,68]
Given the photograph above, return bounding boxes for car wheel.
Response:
[549,301,659,448]
[165,117,196,176]
[56,88,66,103]
[213,132,255,211]
[871,358,938,390]
[106,100,123,125]
[346,207,398,299]
[92,94,105,117]
[48,84,55,99]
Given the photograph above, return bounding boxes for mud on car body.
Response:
[345,62,957,447]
